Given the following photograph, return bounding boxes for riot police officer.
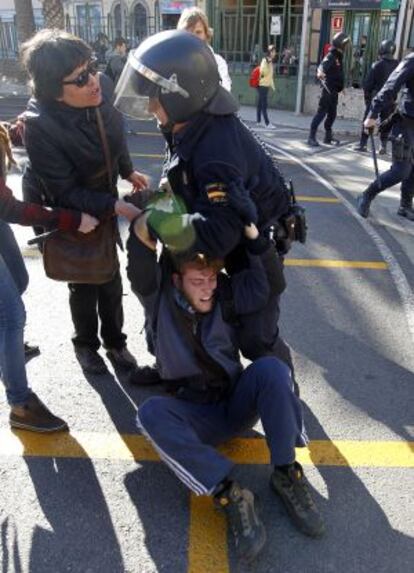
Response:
[115,30,297,380]
[354,40,398,153]
[358,52,414,221]
[307,32,351,147]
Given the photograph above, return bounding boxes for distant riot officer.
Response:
[307,32,351,147]
[115,30,301,382]
[358,52,414,221]
[354,40,398,153]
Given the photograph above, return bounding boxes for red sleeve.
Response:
[0,178,81,230]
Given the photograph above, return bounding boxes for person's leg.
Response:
[0,252,30,406]
[137,395,266,562]
[256,87,261,123]
[97,269,136,370]
[323,93,338,143]
[261,87,270,125]
[308,91,329,144]
[354,103,370,151]
[69,282,107,374]
[398,166,414,220]
[0,221,29,295]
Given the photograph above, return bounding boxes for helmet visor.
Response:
[114,56,156,120]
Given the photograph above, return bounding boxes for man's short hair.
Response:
[114,37,126,49]
[177,7,213,42]
[172,252,224,275]
[20,29,92,102]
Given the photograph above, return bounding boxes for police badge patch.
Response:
[205,182,228,204]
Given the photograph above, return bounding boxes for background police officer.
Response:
[307,32,351,147]
[358,52,414,221]
[354,40,398,154]
[115,30,297,383]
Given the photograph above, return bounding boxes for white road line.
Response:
[267,142,414,347]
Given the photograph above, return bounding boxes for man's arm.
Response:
[368,57,413,119]
[126,214,161,298]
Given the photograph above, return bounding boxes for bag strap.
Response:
[95,107,113,191]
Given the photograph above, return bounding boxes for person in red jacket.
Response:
[0,122,98,432]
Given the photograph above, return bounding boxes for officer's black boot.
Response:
[397,190,414,221]
[357,182,379,218]
[323,131,340,145]
[307,131,320,147]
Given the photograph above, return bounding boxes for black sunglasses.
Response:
[62,59,98,88]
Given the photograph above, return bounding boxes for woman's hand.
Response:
[127,170,150,192]
[115,199,142,221]
[78,213,99,234]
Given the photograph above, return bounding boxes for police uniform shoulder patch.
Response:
[205,182,228,204]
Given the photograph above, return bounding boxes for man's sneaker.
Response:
[214,481,266,564]
[107,346,137,370]
[10,393,68,433]
[75,347,107,375]
[378,145,387,155]
[128,365,161,386]
[323,136,340,145]
[24,342,40,359]
[307,137,320,147]
[397,206,414,221]
[270,462,325,538]
[265,123,276,129]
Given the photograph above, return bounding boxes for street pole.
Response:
[295,0,310,115]
[394,0,408,58]
[120,0,126,38]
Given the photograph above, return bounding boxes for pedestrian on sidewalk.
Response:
[127,218,325,564]
[307,32,351,147]
[354,40,398,154]
[20,29,153,378]
[177,6,232,92]
[358,51,414,221]
[0,122,99,432]
[256,44,276,128]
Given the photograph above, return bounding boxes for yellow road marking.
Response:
[0,430,412,467]
[189,495,228,573]
[296,195,340,203]
[285,259,388,269]
[130,152,164,159]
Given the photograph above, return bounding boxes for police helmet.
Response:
[114,30,238,123]
[379,39,396,58]
[332,32,351,51]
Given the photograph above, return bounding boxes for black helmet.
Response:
[379,39,396,58]
[332,32,351,51]
[114,30,238,123]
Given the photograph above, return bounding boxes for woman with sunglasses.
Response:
[20,29,150,378]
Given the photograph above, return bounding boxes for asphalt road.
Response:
[0,96,413,573]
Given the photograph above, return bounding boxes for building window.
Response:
[134,3,148,43]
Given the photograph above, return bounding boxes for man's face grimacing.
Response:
[173,266,218,314]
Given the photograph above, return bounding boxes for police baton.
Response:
[319,78,331,95]
[27,229,59,246]
[368,127,381,187]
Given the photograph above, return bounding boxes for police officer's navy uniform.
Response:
[308,45,346,145]
[357,53,414,220]
[356,48,398,152]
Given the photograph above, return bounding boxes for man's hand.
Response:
[317,68,326,80]
[127,170,150,192]
[244,223,259,240]
[78,213,99,234]
[363,117,377,132]
[115,199,142,221]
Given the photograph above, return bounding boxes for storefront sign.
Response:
[310,0,385,9]
[270,15,282,36]
[159,0,195,14]
[332,16,343,30]
[380,0,400,8]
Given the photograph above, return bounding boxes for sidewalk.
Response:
[0,78,29,97]
[239,104,361,136]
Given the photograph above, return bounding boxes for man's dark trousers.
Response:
[137,357,307,495]
[310,89,338,136]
